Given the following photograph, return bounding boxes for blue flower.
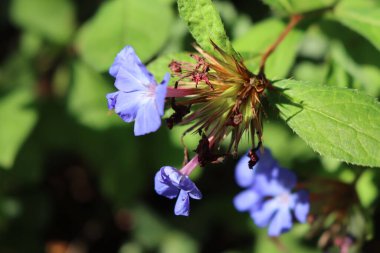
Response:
[233,149,310,236]
[107,46,170,136]
[154,166,202,216]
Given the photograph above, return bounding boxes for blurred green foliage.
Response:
[1,0,380,253]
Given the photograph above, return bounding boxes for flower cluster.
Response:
[154,166,202,216]
[234,148,310,236]
[107,46,169,136]
[106,45,309,235]
[107,43,268,168]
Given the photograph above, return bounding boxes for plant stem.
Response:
[259,14,303,75]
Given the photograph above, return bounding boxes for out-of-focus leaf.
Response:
[293,62,328,83]
[0,197,21,219]
[20,32,43,58]
[233,18,303,78]
[147,52,193,84]
[168,125,199,151]
[53,64,71,97]
[214,1,252,39]
[75,0,174,72]
[270,79,380,167]
[262,0,336,15]
[255,225,318,253]
[320,156,341,172]
[297,26,329,60]
[10,0,75,44]
[356,169,377,208]
[0,54,35,93]
[119,242,143,253]
[325,60,350,88]
[160,231,199,253]
[159,19,189,55]
[347,206,370,247]
[133,206,169,249]
[327,41,380,96]
[68,60,121,129]
[0,88,37,168]
[177,0,235,56]
[333,0,380,51]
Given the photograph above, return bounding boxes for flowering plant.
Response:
[2,0,380,252]
[103,0,380,252]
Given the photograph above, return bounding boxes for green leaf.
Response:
[255,225,319,253]
[262,0,336,15]
[0,88,37,168]
[356,169,377,208]
[10,0,75,44]
[177,0,235,55]
[293,62,328,83]
[333,0,380,51]
[233,18,303,78]
[67,60,122,129]
[160,231,199,253]
[270,79,380,167]
[327,41,380,95]
[75,0,174,72]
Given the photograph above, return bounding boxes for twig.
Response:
[259,14,303,75]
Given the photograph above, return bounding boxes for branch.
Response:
[259,15,303,75]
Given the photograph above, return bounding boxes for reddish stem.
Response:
[179,136,215,176]
[166,86,200,98]
[259,14,303,75]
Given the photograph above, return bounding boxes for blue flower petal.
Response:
[161,166,183,187]
[292,190,310,223]
[109,46,154,86]
[254,167,296,196]
[250,198,279,227]
[233,189,261,212]
[109,46,135,77]
[108,46,167,135]
[268,207,292,237]
[254,148,278,172]
[188,187,202,200]
[155,73,170,116]
[174,190,190,216]
[113,91,143,123]
[235,148,278,188]
[134,99,161,136]
[154,170,179,199]
[114,65,154,93]
[106,91,119,110]
[235,154,255,188]
[179,177,202,199]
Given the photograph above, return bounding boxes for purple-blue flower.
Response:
[107,46,170,136]
[234,148,310,236]
[154,166,202,216]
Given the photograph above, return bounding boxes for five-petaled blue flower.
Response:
[234,148,310,236]
[107,46,170,136]
[154,166,202,216]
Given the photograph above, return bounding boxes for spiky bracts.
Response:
[167,42,268,165]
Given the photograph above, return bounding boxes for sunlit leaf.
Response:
[333,0,380,51]
[67,60,121,129]
[262,0,336,15]
[75,0,174,71]
[0,88,37,168]
[10,0,75,44]
[270,79,380,167]
[177,0,235,56]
